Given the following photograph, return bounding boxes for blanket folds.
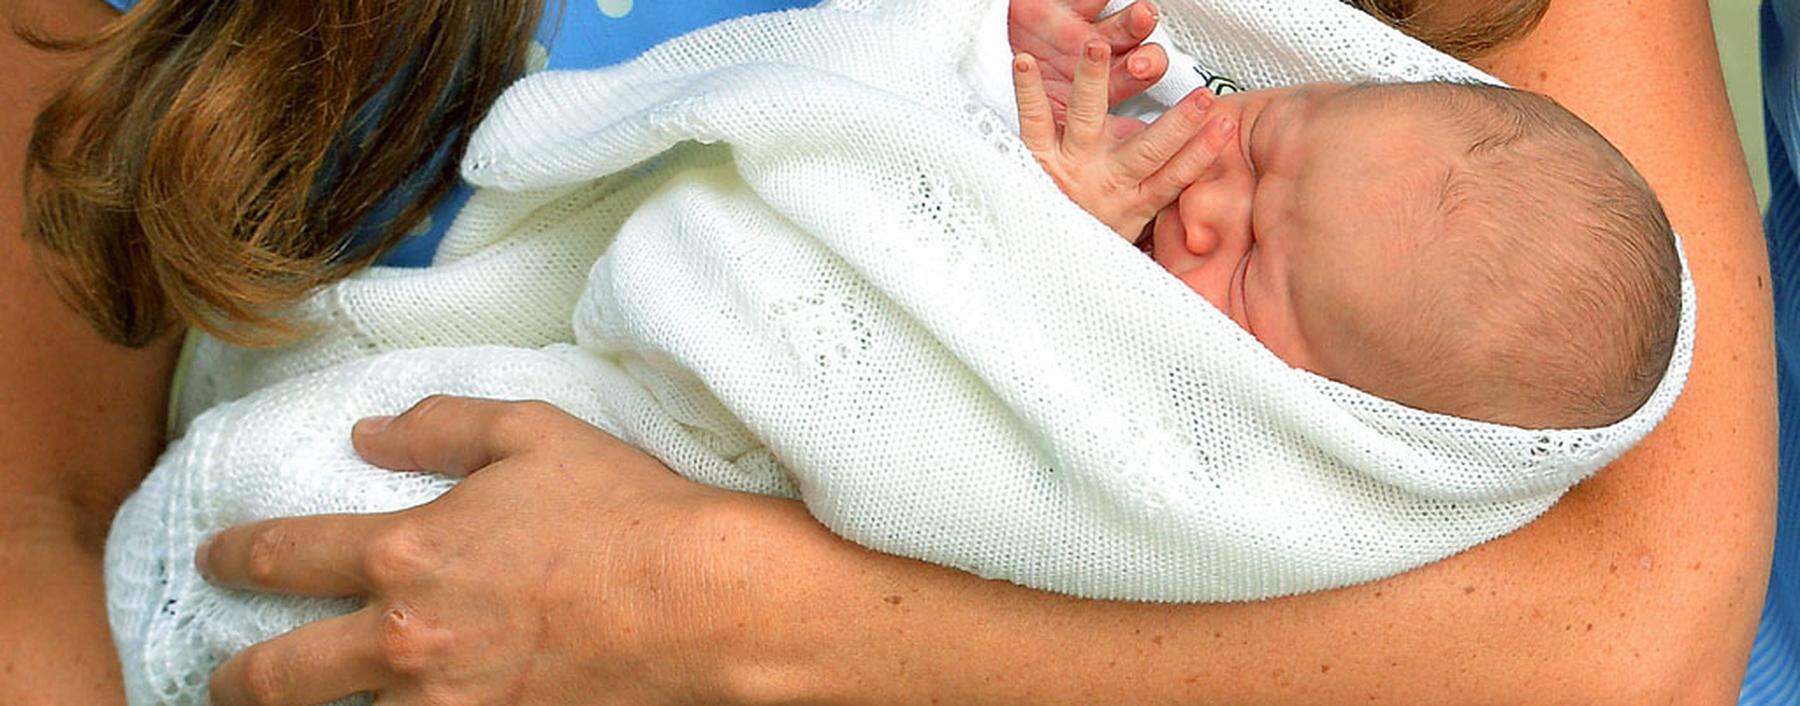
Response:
[107,0,1696,703]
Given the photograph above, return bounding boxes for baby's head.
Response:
[1152,81,1680,428]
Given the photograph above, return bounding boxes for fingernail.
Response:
[1192,90,1216,110]
[1137,2,1159,33]
[1014,54,1032,73]
[1085,41,1107,62]
[194,540,212,579]
[1129,55,1150,76]
[357,415,395,435]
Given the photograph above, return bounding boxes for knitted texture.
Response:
[108,0,1697,702]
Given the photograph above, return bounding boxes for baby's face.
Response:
[1149,83,1461,386]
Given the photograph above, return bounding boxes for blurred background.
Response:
[1716,1,1767,208]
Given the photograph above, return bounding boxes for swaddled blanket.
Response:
[107,0,1696,702]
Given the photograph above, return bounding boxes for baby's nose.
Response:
[1183,219,1220,256]
[1176,181,1252,257]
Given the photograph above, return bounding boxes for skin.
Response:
[0,0,1769,704]
[0,1,185,704]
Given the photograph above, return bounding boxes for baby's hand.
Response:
[1014,42,1236,241]
[1009,0,1169,121]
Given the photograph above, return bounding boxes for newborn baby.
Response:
[1009,35,1681,429]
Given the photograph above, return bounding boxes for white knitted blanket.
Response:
[106,0,1696,702]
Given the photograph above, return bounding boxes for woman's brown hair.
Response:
[21,0,1539,348]
[22,1,541,346]
[1350,0,1551,61]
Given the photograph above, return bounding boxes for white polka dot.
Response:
[596,0,633,18]
[525,41,549,73]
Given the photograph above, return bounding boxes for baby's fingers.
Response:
[1114,88,1217,180]
[1143,113,1238,206]
[1108,115,1149,142]
[1064,40,1113,156]
[1110,44,1168,107]
[1093,1,1161,53]
[1012,53,1057,152]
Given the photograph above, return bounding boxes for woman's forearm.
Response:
[715,459,1760,706]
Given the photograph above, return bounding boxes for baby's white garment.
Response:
[106,1,1697,703]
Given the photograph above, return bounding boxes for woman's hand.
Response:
[197,397,752,706]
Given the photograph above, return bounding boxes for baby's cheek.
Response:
[1275,273,1380,381]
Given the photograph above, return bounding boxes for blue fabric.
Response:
[1747,2,1800,702]
[102,0,821,266]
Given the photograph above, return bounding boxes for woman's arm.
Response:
[0,1,181,703]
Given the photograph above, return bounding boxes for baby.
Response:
[1008,19,1681,429]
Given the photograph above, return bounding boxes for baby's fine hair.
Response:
[1367,81,1681,428]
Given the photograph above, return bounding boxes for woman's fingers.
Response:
[353,395,570,477]
[210,610,386,706]
[1143,113,1238,206]
[1114,87,1216,179]
[1064,40,1113,155]
[198,513,385,596]
[1012,53,1058,152]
